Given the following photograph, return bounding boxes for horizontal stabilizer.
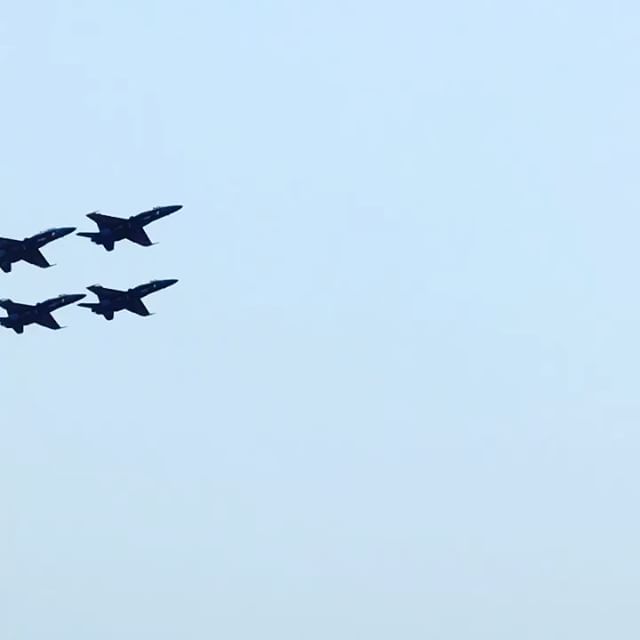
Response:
[0,300,32,313]
[0,237,20,249]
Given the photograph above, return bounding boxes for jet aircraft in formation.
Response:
[78,279,179,320]
[0,227,76,273]
[0,205,182,334]
[76,204,182,251]
[0,294,86,334]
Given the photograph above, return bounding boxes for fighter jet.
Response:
[0,227,76,273]
[78,279,178,320]
[0,293,86,334]
[76,205,182,251]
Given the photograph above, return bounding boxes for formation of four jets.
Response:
[0,205,181,334]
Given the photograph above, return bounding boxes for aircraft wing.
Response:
[87,285,124,299]
[0,237,21,249]
[126,299,151,316]
[126,228,153,247]
[36,313,61,330]
[0,300,33,314]
[22,249,51,269]
[86,212,125,230]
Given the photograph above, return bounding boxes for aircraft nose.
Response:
[67,294,86,303]
[58,227,77,237]
[162,205,182,215]
[158,278,179,289]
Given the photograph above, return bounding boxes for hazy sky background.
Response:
[1,1,640,638]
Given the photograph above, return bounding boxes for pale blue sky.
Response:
[1,1,640,638]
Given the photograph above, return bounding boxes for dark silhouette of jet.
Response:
[78,279,178,320]
[0,294,86,334]
[0,227,76,273]
[76,205,182,251]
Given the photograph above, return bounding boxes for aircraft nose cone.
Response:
[156,278,179,290]
[57,227,77,237]
[67,294,87,303]
[161,205,182,215]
